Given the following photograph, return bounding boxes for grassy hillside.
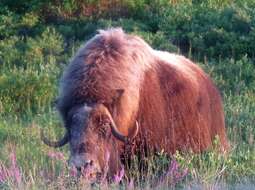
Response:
[0,0,254,189]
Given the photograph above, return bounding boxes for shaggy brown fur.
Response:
[56,28,228,176]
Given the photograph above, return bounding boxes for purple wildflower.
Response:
[113,166,125,184]
[47,151,65,161]
[9,152,21,185]
[158,159,189,187]
[100,150,110,182]
[0,163,9,183]
[81,165,93,179]
[127,178,134,190]
[167,159,179,176]
[10,152,21,184]
[0,151,22,186]
[167,159,188,185]
[69,166,78,177]
[175,167,189,182]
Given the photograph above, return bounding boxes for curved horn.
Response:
[132,121,139,139]
[110,117,139,143]
[41,129,69,148]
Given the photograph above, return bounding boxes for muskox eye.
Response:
[95,116,101,125]
[98,126,107,135]
[98,124,110,137]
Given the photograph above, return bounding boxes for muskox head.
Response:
[41,101,138,182]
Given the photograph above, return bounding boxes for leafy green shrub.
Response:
[97,18,150,32]
[0,37,21,67]
[159,3,255,59]
[0,65,60,116]
[204,56,255,94]
[224,93,255,143]
[54,18,151,42]
[0,0,44,14]
[2,1,255,61]
[0,27,64,69]
[0,9,20,39]
[0,8,43,39]
[134,31,178,52]
[0,27,64,116]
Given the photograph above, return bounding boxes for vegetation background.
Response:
[0,0,254,189]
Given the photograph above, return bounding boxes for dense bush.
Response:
[0,65,59,115]
[206,56,255,94]
[158,3,255,59]
[2,1,255,60]
[0,27,64,69]
[0,27,64,116]
[1,0,255,116]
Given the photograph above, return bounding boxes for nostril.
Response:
[84,160,94,167]
[76,167,81,172]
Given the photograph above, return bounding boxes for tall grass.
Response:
[0,0,255,189]
[0,59,254,189]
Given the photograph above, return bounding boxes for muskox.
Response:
[41,28,228,182]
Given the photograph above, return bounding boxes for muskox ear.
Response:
[103,89,124,116]
[111,89,124,104]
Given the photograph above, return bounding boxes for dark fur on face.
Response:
[51,28,229,182]
[67,104,122,181]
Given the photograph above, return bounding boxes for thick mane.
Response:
[57,28,154,124]
[153,50,199,86]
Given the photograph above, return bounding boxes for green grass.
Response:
[0,0,255,189]
[0,71,254,189]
